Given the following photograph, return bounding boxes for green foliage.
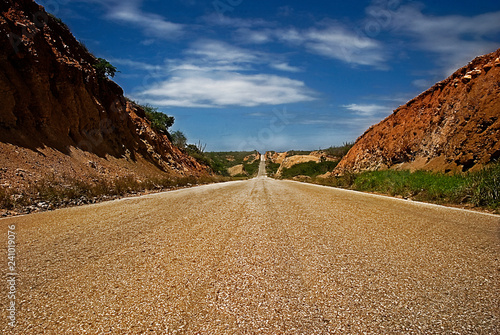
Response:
[93,58,118,79]
[244,161,260,176]
[323,142,355,158]
[266,162,281,176]
[142,104,175,134]
[314,163,500,211]
[286,150,312,156]
[204,151,260,177]
[469,163,500,208]
[186,144,213,167]
[171,130,187,149]
[280,160,339,179]
[350,170,468,202]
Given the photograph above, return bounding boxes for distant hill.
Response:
[334,48,500,175]
[0,0,208,195]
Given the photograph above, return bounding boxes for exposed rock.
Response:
[266,151,288,165]
[334,48,500,175]
[243,153,260,164]
[227,164,246,177]
[0,0,209,192]
[276,155,321,177]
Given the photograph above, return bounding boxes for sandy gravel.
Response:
[1,175,499,334]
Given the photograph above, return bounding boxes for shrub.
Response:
[171,130,187,149]
[324,142,354,158]
[142,104,175,134]
[266,162,281,176]
[94,58,118,79]
[281,160,339,179]
[244,161,260,176]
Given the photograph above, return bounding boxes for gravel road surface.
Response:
[1,173,499,334]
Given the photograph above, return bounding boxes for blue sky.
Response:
[39,0,500,152]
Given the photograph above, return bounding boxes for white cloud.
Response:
[342,104,391,116]
[237,23,387,68]
[74,0,184,39]
[235,28,273,44]
[186,40,262,65]
[302,25,387,68]
[202,13,271,29]
[138,73,316,108]
[270,62,302,72]
[109,58,162,71]
[132,40,315,108]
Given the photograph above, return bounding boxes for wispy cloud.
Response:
[235,22,388,68]
[202,13,272,29]
[139,73,315,108]
[390,4,500,74]
[302,24,387,68]
[133,40,316,108]
[109,58,162,71]
[342,104,392,117]
[270,62,302,72]
[185,40,263,66]
[74,0,185,39]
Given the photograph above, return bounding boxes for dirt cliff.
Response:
[334,48,500,175]
[0,0,207,191]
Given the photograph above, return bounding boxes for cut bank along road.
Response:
[1,174,499,334]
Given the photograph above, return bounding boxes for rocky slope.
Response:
[266,151,338,177]
[334,48,500,175]
[0,0,207,192]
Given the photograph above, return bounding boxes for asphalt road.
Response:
[1,171,499,334]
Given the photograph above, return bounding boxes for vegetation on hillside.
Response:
[140,104,175,135]
[281,160,339,179]
[268,143,354,179]
[266,162,281,176]
[313,163,500,212]
[93,58,118,79]
[323,142,354,157]
[171,130,187,149]
[203,151,261,177]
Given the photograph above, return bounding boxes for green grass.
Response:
[204,151,260,176]
[468,163,500,208]
[266,162,281,176]
[244,161,260,176]
[280,161,339,179]
[313,163,500,212]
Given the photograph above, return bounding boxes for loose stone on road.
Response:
[1,173,499,333]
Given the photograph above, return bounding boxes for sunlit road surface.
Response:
[1,167,499,333]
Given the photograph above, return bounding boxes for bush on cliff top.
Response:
[94,58,118,79]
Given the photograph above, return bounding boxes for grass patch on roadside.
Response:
[313,163,500,212]
[281,161,339,179]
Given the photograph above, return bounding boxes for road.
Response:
[1,168,499,333]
